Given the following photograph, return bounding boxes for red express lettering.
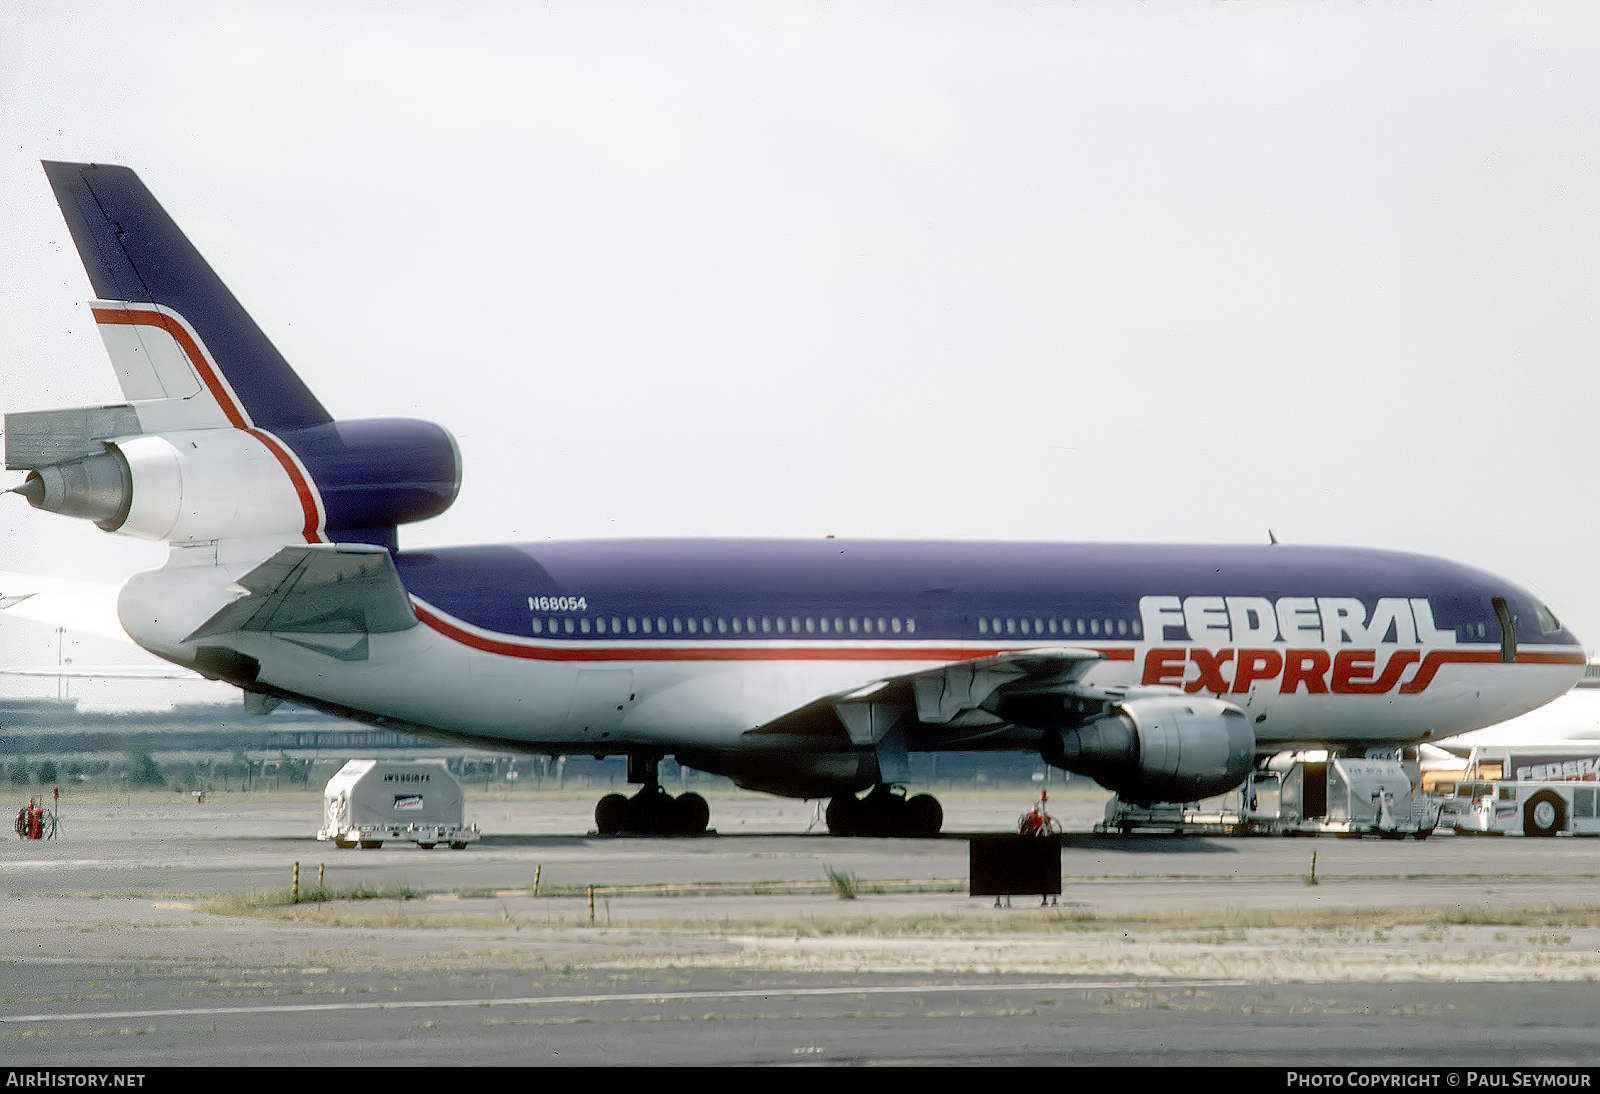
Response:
[1280,649,1331,694]
[1141,647,1426,695]
[1186,648,1234,693]
[1231,649,1282,693]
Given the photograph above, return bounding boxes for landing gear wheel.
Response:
[826,793,865,836]
[595,793,629,836]
[826,787,945,837]
[417,842,436,849]
[626,786,678,833]
[334,838,356,849]
[359,840,383,849]
[675,791,710,835]
[905,794,943,837]
[597,786,712,836]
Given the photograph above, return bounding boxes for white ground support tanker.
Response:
[318,759,478,850]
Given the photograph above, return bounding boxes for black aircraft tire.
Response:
[627,789,678,834]
[595,793,629,836]
[904,794,943,837]
[1524,790,1566,837]
[826,794,862,836]
[675,792,710,835]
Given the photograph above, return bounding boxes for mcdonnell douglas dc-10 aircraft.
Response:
[5,161,1587,836]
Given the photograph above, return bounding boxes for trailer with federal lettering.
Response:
[317,759,478,849]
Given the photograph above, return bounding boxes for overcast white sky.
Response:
[2,1,1598,709]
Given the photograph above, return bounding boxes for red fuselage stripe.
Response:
[246,428,325,543]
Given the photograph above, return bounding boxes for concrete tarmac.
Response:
[5,789,1600,1067]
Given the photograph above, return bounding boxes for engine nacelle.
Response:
[1045,694,1255,804]
[13,418,460,546]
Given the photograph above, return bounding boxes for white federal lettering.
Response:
[1183,596,1231,643]
[1318,597,1369,644]
[1136,593,1449,647]
[1226,596,1280,644]
[1410,598,1457,647]
[1140,595,1186,642]
[1367,598,1419,645]
[1276,597,1322,643]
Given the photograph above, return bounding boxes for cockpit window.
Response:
[1536,604,1563,636]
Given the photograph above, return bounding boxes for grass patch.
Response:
[198,874,1600,939]
[205,883,421,916]
[824,865,859,900]
[1090,903,1600,932]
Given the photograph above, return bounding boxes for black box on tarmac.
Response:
[968,834,1061,897]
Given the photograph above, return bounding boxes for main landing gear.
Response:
[593,754,710,837]
[825,785,943,837]
[594,786,710,836]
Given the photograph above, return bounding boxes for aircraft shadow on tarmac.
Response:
[453,831,1245,853]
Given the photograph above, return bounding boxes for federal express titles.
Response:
[1138,594,1499,697]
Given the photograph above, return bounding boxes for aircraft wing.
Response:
[748,647,1106,780]
[896,646,1104,729]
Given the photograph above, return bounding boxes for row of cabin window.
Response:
[530,615,919,637]
[979,617,1142,638]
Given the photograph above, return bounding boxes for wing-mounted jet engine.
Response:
[1034,692,1254,805]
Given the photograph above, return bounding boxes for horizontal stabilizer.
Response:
[0,663,198,680]
[4,405,142,470]
[0,570,130,643]
[186,545,418,647]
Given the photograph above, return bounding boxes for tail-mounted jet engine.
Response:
[1040,694,1255,805]
[8,415,461,547]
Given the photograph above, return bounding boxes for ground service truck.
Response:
[1437,747,1600,836]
